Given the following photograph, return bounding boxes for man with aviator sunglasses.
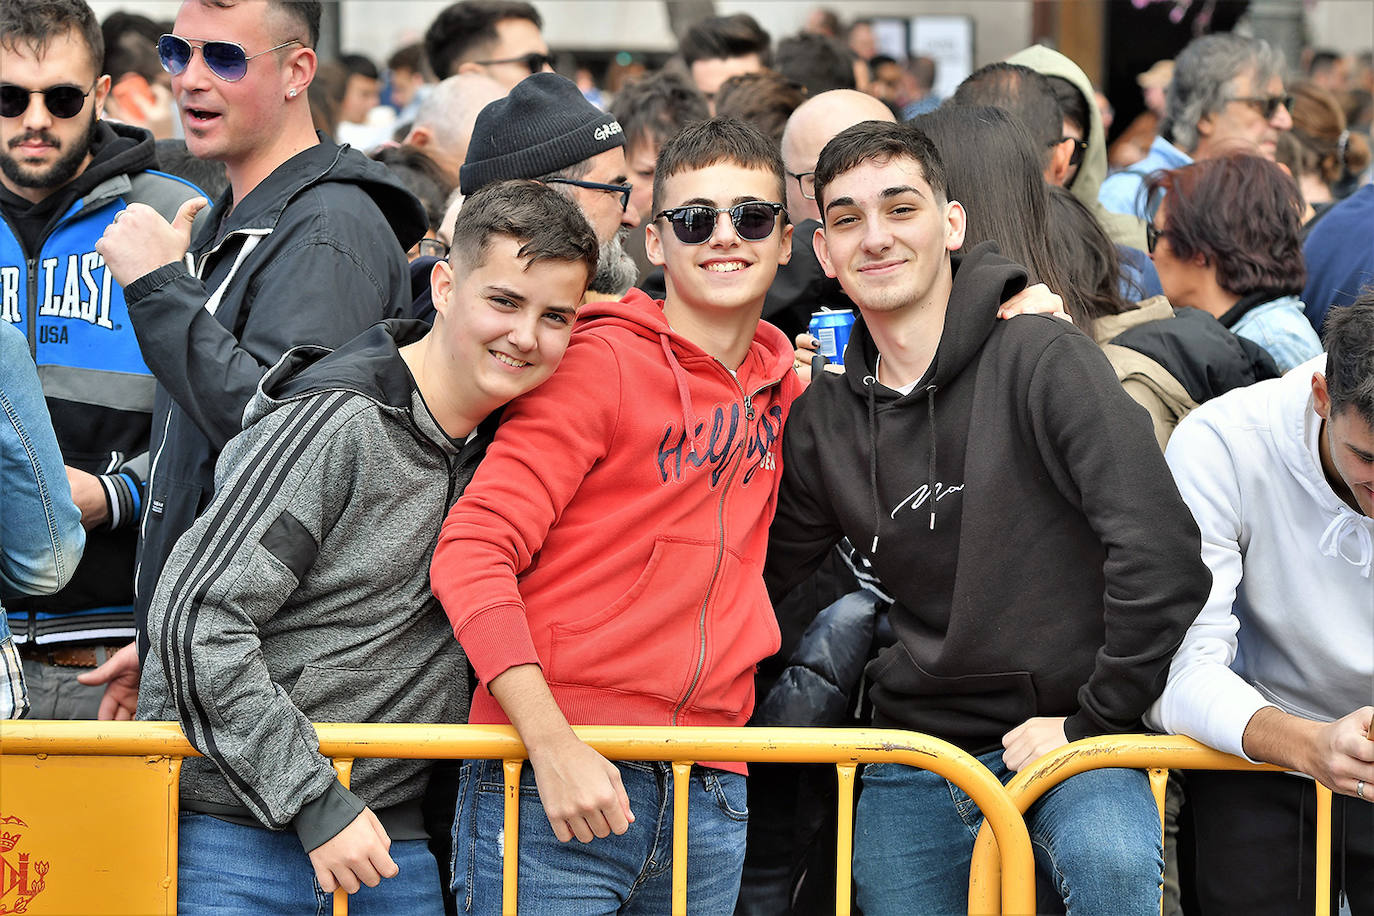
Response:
[1,0,207,721]
[84,0,426,877]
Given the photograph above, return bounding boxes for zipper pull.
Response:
[744,394,755,422]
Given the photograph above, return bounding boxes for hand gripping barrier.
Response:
[0,722,1035,915]
[965,734,1336,916]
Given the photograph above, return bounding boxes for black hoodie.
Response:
[765,242,1211,754]
[123,137,427,649]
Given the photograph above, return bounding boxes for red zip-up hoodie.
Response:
[432,291,797,772]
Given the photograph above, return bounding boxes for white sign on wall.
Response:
[911,16,975,101]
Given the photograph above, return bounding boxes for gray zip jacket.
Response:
[137,320,487,851]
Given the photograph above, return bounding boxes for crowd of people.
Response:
[2,1,1371,915]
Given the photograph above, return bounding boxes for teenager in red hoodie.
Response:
[431,118,797,914]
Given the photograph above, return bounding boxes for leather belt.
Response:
[17,643,121,668]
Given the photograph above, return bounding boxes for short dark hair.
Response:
[712,71,806,147]
[1145,154,1307,299]
[680,13,771,69]
[372,145,454,233]
[609,70,709,153]
[813,120,949,213]
[424,0,542,78]
[101,11,160,80]
[952,62,1063,166]
[1047,74,1090,136]
[387,41,427,76]
[775,33,855,96]
[1323,293,1374,425]
[199,0,320,49]
[1,0,104,72]
[651,117,787,216]
[1308,49,1343,77]
[450,179,599,284]
[339,52,379,81]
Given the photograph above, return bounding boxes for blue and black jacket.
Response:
[1,121,206,644]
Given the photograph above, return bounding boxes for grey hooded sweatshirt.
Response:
[1008,44,1150,253]
[137,319,487,852]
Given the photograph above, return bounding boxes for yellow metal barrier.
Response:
[0,722,1036,915]
[965,734,1334,916]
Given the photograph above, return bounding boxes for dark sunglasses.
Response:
[158,34,303,82]
[0,83,95,119]
[655,202,785,245]
[1228,93,1294,120]
[545,177,632,212]
[472,51,554,75]
[1057,136,1089,167]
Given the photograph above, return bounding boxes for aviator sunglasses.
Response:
[0,83,95,119]
[158,34,303,82]
[655,202,785,245]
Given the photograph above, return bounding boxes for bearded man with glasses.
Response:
[1,0,207,722]
[82,0,426,770]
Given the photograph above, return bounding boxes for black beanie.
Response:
[460,72,625,195]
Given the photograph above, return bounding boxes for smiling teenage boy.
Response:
[432,118,796,914]
[134,181,597,915]
[763,121,1212,915]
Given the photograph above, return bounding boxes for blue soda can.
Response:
[809,309,856,366]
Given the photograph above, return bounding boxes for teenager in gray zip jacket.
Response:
[135,181,598,912]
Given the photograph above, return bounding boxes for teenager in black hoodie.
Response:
[764,121,1211,915]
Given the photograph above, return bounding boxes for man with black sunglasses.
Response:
[423,0,551,90]
[82,0,425,739]
[1,0,207,720]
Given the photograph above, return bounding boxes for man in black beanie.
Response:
[462,71,640,298]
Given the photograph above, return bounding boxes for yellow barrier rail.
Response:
[965,734,1334,916]
[0,721,1036,915]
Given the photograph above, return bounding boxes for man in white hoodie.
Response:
[1149,296,1374,915]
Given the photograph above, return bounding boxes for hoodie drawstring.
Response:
[926,385,938,532]
[660,334,701,452]
[1317,513,1373,577]
[864,374,881,554]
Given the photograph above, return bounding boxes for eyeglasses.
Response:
[1145,221,1171,254]
[654,202,785,245]
[1227,93,1293,120]
[1051,136,1089,167]
[787,170,816,201]
[158,34,303,82]
[0,83,95,119]
[417,238,449,259]
[545,177,632,212]
[471,52,554,75]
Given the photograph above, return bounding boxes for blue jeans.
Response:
[451,758,747,915]
[853,750,1162,916]
[177,812,444,915]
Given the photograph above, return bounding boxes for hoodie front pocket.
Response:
[547,536,718,705]
[866,642,1037,737]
